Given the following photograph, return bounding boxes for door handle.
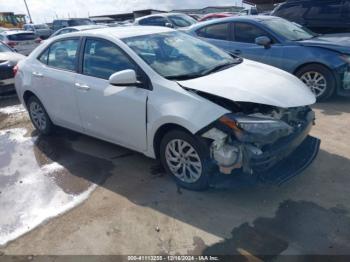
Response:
[75,83,90,91]
[233,50,242,55]
[32,72,44,78]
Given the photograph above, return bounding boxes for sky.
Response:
[0,0,247,23]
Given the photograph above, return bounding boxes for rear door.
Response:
[31,38,82,131]
[74,37,149,151]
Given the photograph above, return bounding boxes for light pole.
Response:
[23,0,33,23]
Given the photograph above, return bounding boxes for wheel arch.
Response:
[23,90,37,106]
[293,62,335,76]
[153,123,193,159]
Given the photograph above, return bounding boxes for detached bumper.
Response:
[256,136,320,185]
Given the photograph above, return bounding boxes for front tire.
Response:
[296,64,336,101]
[27,96,54,135]
[160,129,213,191]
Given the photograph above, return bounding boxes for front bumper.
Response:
[257,135,320,185]
[249,110,315,172]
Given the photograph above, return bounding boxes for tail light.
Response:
[13,65,19,77]
[35,38,42,44]
[7,41,17,48]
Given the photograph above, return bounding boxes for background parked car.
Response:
[199,13,237,22]
[24,23,52,39]
[52,18,95,32]
[271,0,350,34]
[0,30,41,55]
[0,41,25,95]
[239,7,259,16]
[134,13,197,28]
[49,25,107,38]
[187,16,350,101]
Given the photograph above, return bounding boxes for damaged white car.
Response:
[15,27,320,190]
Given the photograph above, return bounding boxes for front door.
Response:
[230,22,284,69]
[74,38,148,151]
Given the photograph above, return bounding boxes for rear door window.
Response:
[196,23,230,41]
[82,38,137,80]
[46,38,80,71]
[274,3,308,23]
[139,17,167,26]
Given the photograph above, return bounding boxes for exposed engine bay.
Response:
[197,91,316,175]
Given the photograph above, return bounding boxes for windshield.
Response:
[68,19,94,26]
[123,31,239,80]
[0,42,12,52]
[168,15,196,27]
[262,18,317,41]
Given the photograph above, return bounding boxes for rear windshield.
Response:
[34,24,48,29]
[8,33,36,41]
[68,19,94,26]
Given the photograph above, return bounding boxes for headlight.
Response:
[219,114,293,143]
[340,54,350,64]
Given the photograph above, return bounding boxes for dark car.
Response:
[271,0,350,34]
[0,41,25,95]
[188,16,350,101]
[52,18,95,32]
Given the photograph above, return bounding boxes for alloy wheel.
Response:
[300,71,327,98]
[165,139,203,183]
[29,101,47,131]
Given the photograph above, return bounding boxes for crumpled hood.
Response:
[178,59,316,108]
[0,52,26,64]
[299,34,350,54]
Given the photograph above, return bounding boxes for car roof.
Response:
[189,15,278,30]
[58,25,174,39]
[1,30,35,35]
[63,25,106,31]
[135,13,188,21]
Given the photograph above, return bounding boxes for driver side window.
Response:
[233,22,269,43]
[82,38,137,80]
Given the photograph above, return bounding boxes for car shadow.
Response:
[22,126,350,255]
[312,96,350,116]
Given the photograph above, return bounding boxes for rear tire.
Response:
[160,129,214,191]
[295,64,336,102]
[27,96,54,135]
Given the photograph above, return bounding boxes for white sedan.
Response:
[15,26,320,190]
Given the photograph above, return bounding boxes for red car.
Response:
[199,13,236,22]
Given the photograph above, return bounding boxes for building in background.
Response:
[243,0,285,11]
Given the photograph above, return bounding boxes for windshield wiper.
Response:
[166,73,204,81]
[200,62,237,76]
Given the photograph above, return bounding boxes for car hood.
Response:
[178,59,316,108]
[0,52,25,64]
[299,34,350,54]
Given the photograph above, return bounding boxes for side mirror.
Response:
[109,69,140,87]
[165,23,174,28]
[255,36,271,49]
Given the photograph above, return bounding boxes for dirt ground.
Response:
[0,95,350,258]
